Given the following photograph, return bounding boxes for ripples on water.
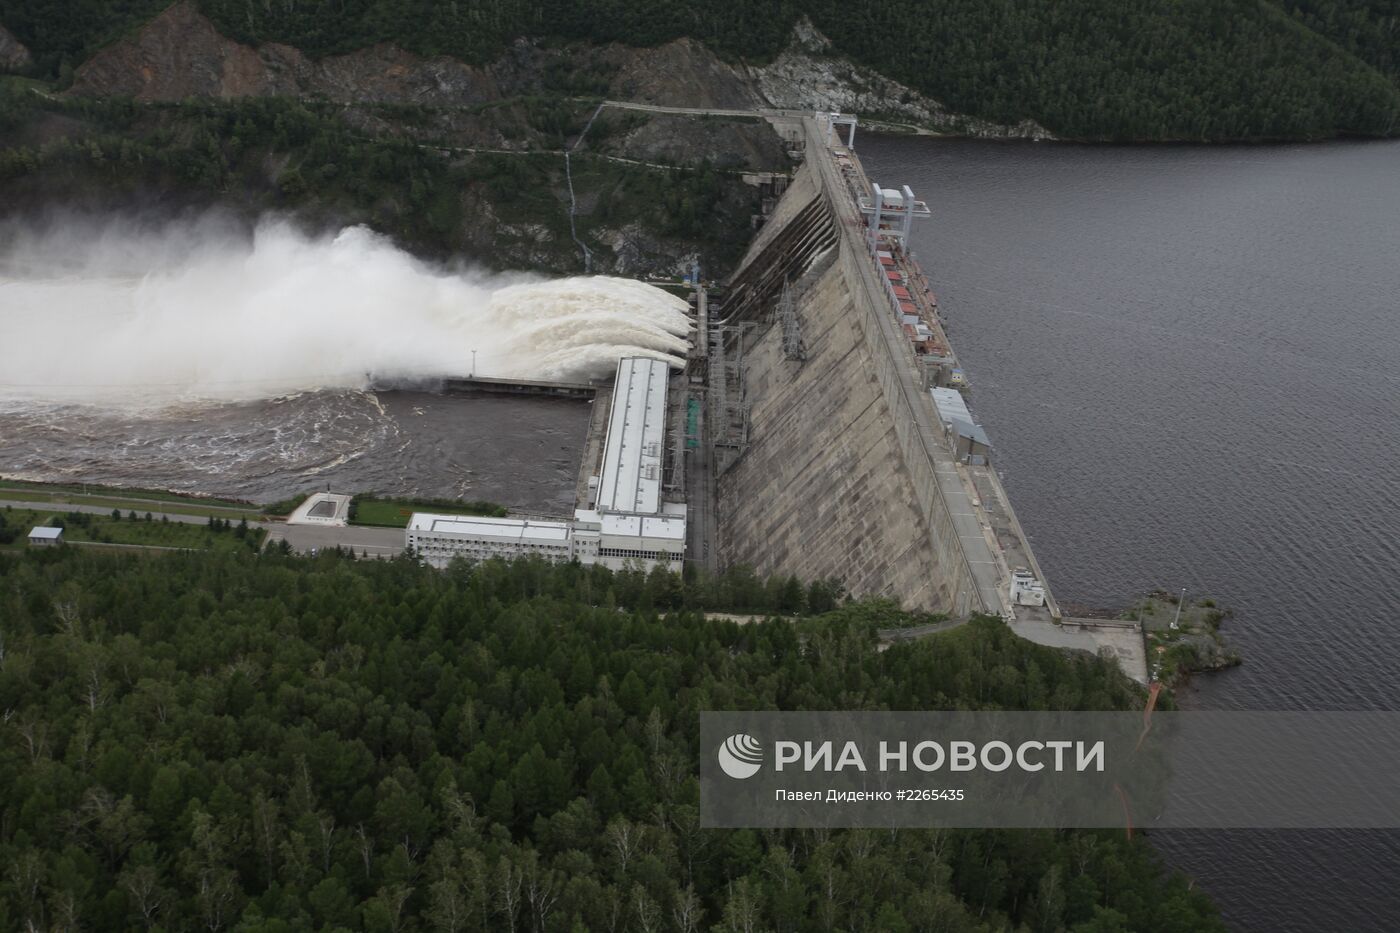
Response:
[859,136,1400,932]
[0,390,590,514]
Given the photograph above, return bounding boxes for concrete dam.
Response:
[701,114,1148,681]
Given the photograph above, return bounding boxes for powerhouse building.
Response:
[407,357,685,572]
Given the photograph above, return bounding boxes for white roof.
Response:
[598,512,686,541]
[29,526,63,539]
[641,517,686,541]
[930,386,973,425]
[408,513,571,544]
[596,357,670,514]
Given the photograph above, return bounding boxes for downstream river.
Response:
[858,135,1400,932]
[0,391,589,515]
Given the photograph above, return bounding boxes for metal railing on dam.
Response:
[707,111,1149,681]
[716,115,1063,622]
[805,118,1003,618]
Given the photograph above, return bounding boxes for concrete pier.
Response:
[440,375,599,399]
[574,385,613,510]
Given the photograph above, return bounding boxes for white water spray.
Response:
[0,216,692,407]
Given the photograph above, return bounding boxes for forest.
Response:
[0,0,1398,139]
[0,546,1223,931]
[0,86,758,273]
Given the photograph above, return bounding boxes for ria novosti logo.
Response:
[717,733,764,779]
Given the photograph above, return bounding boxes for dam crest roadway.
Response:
[679,108,1147,685]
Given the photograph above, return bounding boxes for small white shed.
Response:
[28,526,63,546]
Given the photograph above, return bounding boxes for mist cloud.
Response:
[0,215,692,407]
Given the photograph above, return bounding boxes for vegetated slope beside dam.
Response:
[0,9,798,276]
[2,0,1399,140]
[2,0,1396,277]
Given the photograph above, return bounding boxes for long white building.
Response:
[406,514,577,568]
[407,357,685,572]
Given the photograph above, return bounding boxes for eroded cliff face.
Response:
[603,37,767,109]
[746,20,1051,139]
[69,3,1040,137]
[70,1,500,104]
[0,23,31,72]
[69,1,750,108]
[23,2,1037,279]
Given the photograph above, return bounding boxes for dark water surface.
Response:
[0,390,589,514]
[858,135,1400,932]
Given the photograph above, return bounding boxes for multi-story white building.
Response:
[572,508,685,573]
[407,356,686,572]
[406,514,575,569]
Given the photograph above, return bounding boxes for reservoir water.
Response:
[858,135,1400,932]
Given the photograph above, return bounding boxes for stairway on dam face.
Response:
[716,252,950,610]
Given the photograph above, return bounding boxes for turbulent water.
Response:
[0,214,688,508]
[858,135,1400,933]
[0,389,589,511]
[0,215,691,404]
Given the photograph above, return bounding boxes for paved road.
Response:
[0,498,213,525]
[878,618,967,644]
[7,496,405,556]
[69,540,193,553]
[597,100,809,119]
[264,523,405,558]
[353,135,770,177]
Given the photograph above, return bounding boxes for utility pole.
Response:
[471,349,477,378]
[1171,587,1187,629]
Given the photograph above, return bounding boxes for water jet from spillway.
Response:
[0,216,692,408]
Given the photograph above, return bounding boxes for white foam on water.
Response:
[0,216,692,407]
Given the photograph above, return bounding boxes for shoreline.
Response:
[863,124,1400,147]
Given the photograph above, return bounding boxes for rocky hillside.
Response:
[0,1,1035,278]
[65,3,1017,136]
[0,22,28,71]
[6,0,1398,140]
[744,19,1048,139]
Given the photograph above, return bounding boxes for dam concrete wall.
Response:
[715,122,992,614]
[716,255,949,608]
[685,109,1145,682]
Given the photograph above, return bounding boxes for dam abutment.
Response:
[708,113,1145,682]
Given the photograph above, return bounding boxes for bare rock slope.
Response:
[747,19,1049,139]
[0,23,31,72]
[71,1,499,104]
[70,2,1039,137]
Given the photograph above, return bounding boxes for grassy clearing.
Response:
[349,495,508,528]
[0,506,265,553]
[0,478,256,510]
[0,491,267,522]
